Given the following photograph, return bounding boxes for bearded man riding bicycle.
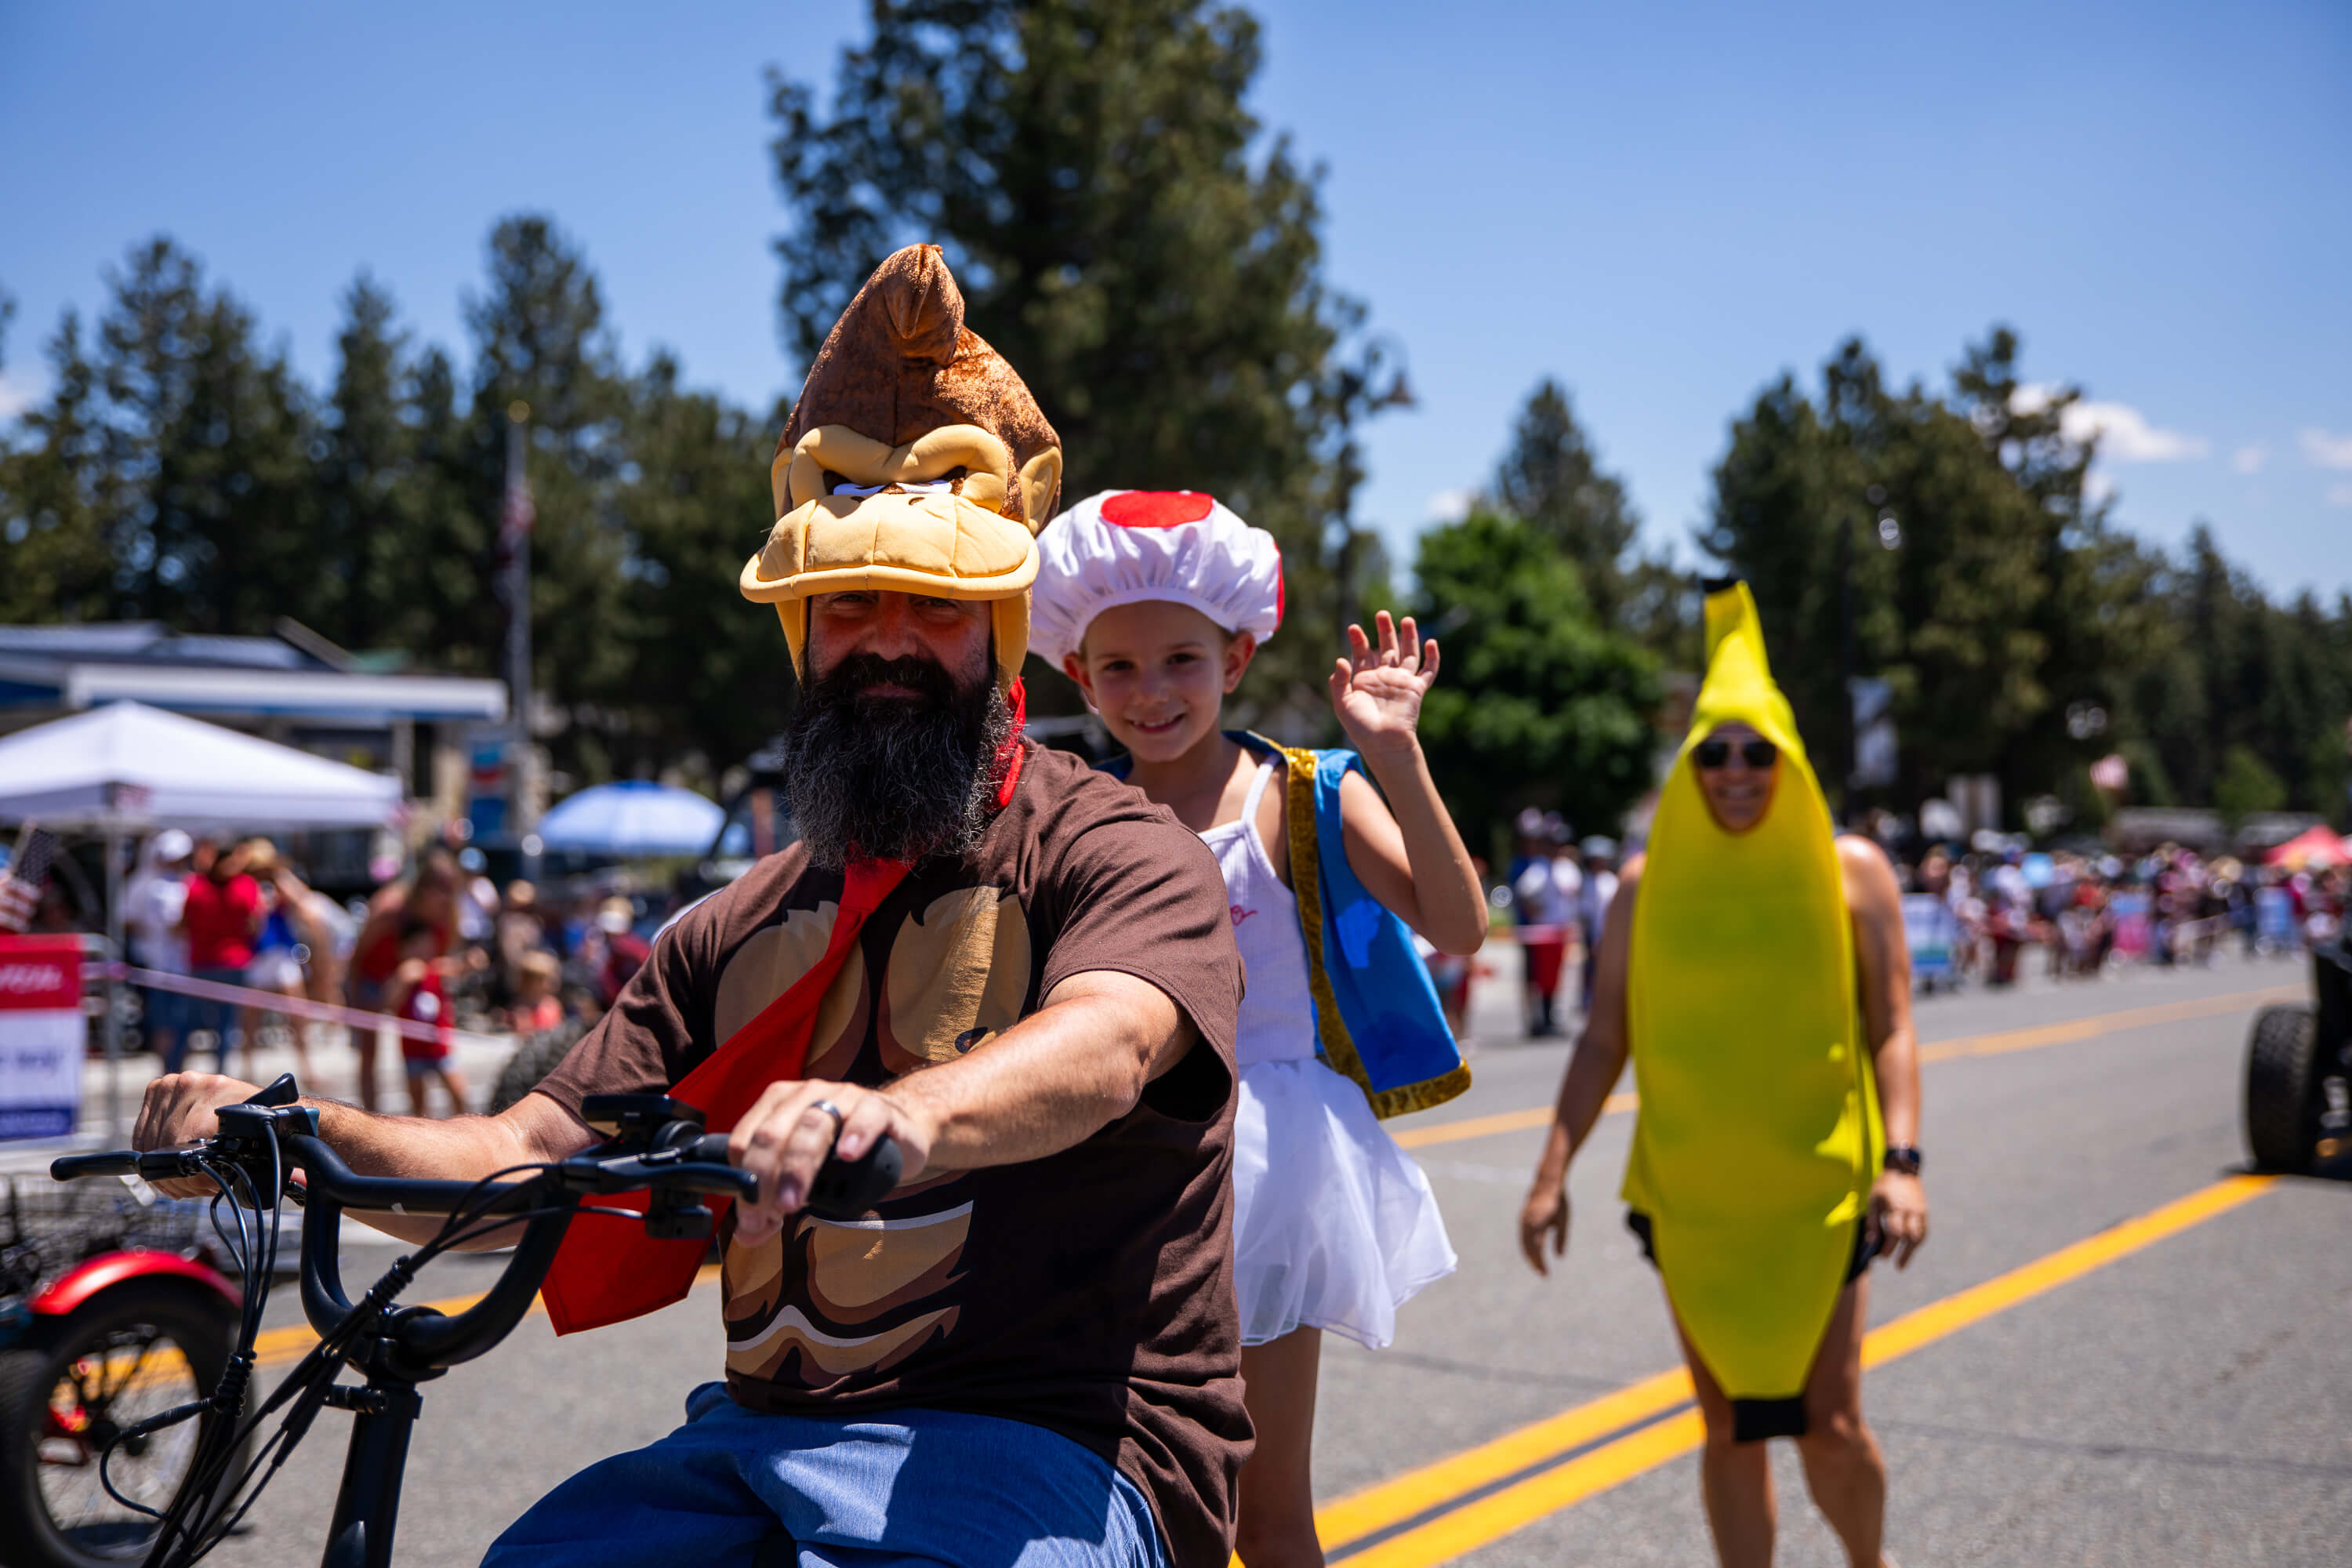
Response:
[133,247,1250,1568]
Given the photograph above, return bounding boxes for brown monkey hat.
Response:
[739,245,1064,689]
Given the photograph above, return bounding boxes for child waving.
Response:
[1033,489,1486,1567]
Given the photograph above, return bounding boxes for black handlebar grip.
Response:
[51,1151,138,1181]
[804,1135,902,1221]
[245,1073,302,1107]
[684,1132,733,1165]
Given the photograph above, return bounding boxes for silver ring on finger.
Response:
[808,1098,846,1132]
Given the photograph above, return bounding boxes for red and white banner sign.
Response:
[0,935,85,1141]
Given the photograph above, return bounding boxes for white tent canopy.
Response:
[0,701,401,830]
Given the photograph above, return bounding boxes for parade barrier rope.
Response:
[97,961,512,1051]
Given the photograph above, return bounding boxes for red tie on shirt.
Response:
[539,684,1028,1336]
[541,856,911,1335]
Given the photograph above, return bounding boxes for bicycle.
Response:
[43,1076,899,1568]
[0,1176,247,1568]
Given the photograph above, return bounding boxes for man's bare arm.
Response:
[1519,856,1642,1275]
[133,1073,599,1247]
[728,968,1200,1246]
[1839,835,1929,1265]
[1839,837,1919,1146]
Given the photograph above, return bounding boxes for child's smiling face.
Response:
[1064,599,1256,763]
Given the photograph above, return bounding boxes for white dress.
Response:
[1202,760,1457,1349]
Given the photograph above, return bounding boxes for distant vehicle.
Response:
[2243,929,2351,1172]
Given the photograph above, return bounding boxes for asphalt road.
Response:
[196,947,2349,1567]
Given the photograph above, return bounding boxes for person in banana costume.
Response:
[1519,579,1928,1568]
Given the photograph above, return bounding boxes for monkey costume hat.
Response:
[740,244,1064,688]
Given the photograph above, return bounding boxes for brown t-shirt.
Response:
[538,743,1250,1565]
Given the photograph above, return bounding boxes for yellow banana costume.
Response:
[1622,579,1882,1439]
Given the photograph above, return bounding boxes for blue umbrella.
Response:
[535,780,724,858]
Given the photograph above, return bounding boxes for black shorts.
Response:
[1625,1209,1878,1285]
[1625,1209,1876,1443]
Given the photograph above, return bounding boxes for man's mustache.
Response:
[813,652,960,707]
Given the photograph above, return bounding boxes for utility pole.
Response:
[503,401,539,883]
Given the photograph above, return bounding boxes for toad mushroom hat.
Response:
[1028,489,1285,669]
[739,245,1064,689]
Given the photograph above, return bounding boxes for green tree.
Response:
[768,0,1388,730]
[1704,334,2074,815]
[88,238,321,633]
[0,310,118,622]
[1491,380,1638,617]
[620,354,793,777]
[457,216,640,782]
[1410,510,1661,861]
[2213,744,2287,833]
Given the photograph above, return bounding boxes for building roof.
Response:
[0,621,505,726]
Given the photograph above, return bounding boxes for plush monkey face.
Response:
[739,245,1062,688]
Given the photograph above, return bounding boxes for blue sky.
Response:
[5,1,2347,600]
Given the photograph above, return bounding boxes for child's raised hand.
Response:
[1329,611,1439,757]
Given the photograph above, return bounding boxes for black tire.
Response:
[0,1281,242,1568]
[488,1019,588,1115]
[2245,1003,2320,1173]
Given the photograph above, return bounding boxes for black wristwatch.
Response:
[1883,1145,1923,1178]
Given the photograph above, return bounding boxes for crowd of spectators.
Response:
[1896,840,2347,988]
[46,834,685,1117]
[1482,812,2349,1041]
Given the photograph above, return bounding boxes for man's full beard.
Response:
[779,652,1015,869]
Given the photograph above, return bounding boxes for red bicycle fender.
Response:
[31,1250,241,1316]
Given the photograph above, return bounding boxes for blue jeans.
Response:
[166,967,245,1073]
[482,1384,1171,1568]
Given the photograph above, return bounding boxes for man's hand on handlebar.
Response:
[132,1072,267,1199]
[730,1080,931,1246]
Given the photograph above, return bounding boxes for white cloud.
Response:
[2083,470,2116,505]
[2230,443,2267,475]
[1425,487,1475,524]
[2299,428,2352,470]
[2327,481,2352,509]
[0,370,42,423]
[2009,385,2209,462]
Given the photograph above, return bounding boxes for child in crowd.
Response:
[386,918,470,1117]
[509,950,564,1035]
[1032,490,1489,1568]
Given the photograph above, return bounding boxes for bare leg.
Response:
[1795,1276,1887,1568]
[437,1065,472,1119]
[1669,1308,1775,1568]
[354,1027,380,1112]
[278,983,312,1080]
[1235,1327,1325,1568]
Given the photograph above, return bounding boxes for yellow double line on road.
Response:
[1318,1174,2278,1565]
[1392,983,2303,1152]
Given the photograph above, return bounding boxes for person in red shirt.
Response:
[176,838,263,1075]
[385,918,470,1117]
[344,848,461,1110]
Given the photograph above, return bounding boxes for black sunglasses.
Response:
[1692,738,1778,771]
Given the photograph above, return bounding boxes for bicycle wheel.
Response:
[0,1281,240,1568]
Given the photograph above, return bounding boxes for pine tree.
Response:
[0,310,118,622]
[91,238,320,633]
[1492,381,1639,614]
[459,216,639,782]
[769,0,1389,731]
[621,356,791,777]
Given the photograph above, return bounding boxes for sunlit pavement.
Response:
[140,948,2352,1566]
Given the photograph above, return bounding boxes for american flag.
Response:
[501,466,535,547]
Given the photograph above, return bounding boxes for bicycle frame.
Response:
[282,1131,585,1568]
